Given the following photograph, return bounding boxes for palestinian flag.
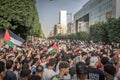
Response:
[3,29,25,46]
[48,43,57,54]
[5,41,17,51]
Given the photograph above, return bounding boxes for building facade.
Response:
[49,30,54,37]
[59,10,67,34]
[67,21,75,34]
[54,24,63,35]
[74,0,120,32]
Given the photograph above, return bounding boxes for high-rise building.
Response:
[59,10,67,34]
[74,0,120,32]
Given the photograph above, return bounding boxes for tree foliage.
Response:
[90,22,109,42]
[90,18,120,43]
[106,18,120,43]
[0,0,45,39]
[50,18,120,43]
[50,31,89,41]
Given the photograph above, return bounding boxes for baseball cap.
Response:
[90,56,98,66]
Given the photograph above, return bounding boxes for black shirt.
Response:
[88,68,105,80]
[6,71,17,80]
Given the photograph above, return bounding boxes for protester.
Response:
[43,58,56,80]
[0,61,5,80]
[35,65,44,80]
[0,39,119,80]
[76,61,88,80]
[104,64,118,80]
[27,74,41,80]
[50,61,69,80]
[69,66,77,80]
[88,56,105,80]
[31,58,39,74]
[20,69,31,80]
[6,60,17,80]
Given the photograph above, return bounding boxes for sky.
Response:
[36,0,89,37]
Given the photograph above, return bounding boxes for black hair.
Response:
[32,58,38,65]
[59,61,69,70]
[14,61,22,71]
[104,64,116,76]
[110,53,115,58]
[85,57,90,66]
[0,61,5,73]
[22,64,29,70]
[8,56,14,60]
[28,75,41,80]
[31,54,37,59]
[20,68,31,78]
[107,61,117,65]
[76,61,88,80]
[100,49,105,53]
[6,60,14,69]
[46,58,56,67]
[25,57,32,63]
[62,54,71,60]
[40,54,46,59]
[101,57,109,65]
[36,65,43,72]
[81,52,87,57]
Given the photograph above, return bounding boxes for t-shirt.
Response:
[71,77,77,80]
[3,73,11,80]
[31,65,36,74]
[6,71,17,80]
[88,68,105,80]
[50,75,64,80]
[63,73,71,80]
[43,68,56,80]
[40,62,46,68]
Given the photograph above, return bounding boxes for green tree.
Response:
[90,22,104,42]
[106,18,120,43]
[89,18,120,43]
[0,0,45,39]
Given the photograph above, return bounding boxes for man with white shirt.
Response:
[43,58,56,80]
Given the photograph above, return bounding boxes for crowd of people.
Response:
[0,39,120,80]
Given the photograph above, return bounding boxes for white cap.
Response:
[90,56,98,66]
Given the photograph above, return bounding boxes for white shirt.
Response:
[43,68,56,80]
